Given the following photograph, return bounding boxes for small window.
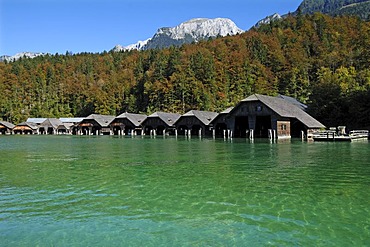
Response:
[281,124,287,131]
[255,106,262,112]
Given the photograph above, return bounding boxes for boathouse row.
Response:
[4,94,326,139]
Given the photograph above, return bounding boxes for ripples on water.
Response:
[0,136,369,246]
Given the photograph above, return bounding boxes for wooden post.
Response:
[268,129,272,140]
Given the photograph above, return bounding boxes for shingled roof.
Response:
[210,107,233,125]
[26,118,47,124]
[182,110,219,126]
[85,114,115,127]
[59,118,84,123]
[146,112,181,127]
[40,118,63,129]
[0,121,15,129]
[15,122,39,130]
[241,94,325,129]
[277,94,307,110]
[115,112,147,127]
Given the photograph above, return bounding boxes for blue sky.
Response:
[1,0,303,56]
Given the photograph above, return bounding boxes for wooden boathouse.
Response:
[0,121,15,135]
[211,107,233,138]
[175,110,218,137]
[225,94,325,139]
[110,112,147,136]
[142,112,181,136]
[39,118,63,135]
[77,114,115,135]
[13,122,39,135]
[59,118,84,135]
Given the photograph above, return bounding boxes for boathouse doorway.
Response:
[38,127,46,135]
[47,127,54,135]
[113,126,122,135]
[214,123,227,137]
[144,126,165,135]
[177,125,188,135]
[234,116,249,138]
[190,125,202,136]
[291,120,305,138]
[81,127,90,135]
[156,125,166,135]
[255,116,271,138]
[144,126,153,135]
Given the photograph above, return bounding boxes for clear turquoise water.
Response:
[0,135,369,246]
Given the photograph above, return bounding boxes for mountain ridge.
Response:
[254,13,282,28]
[0,52,46,62]
[114,17,244,52]
[254,0,370,29]
[297,0,370,15]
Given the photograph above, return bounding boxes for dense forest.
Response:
[0,13,370,129]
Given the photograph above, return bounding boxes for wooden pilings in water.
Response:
[268,129,277,141]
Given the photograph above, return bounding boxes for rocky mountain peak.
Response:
[114,17,244,52]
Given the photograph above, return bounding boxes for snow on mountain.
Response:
[113,38,151,52]
[155,18,243,41]
[0,52,46,62]
[113,17,244,51]
[254,13,282,28]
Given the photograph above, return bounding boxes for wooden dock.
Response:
[313,130,369,142]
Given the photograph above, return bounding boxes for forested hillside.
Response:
[0,13,369,129]
[297,0,370,20]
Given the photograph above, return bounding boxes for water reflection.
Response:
[0,136,369,246]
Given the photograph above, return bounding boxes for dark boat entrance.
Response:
[255,116,271,138]
[291,120,305,138]
[214,123,227,137]
[144,125,166,135]
[190,125,202,136]
[112,126,122,135]
[234,116,249,138]
[157,126,166,135]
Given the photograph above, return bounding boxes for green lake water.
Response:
[0,135,369,246]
